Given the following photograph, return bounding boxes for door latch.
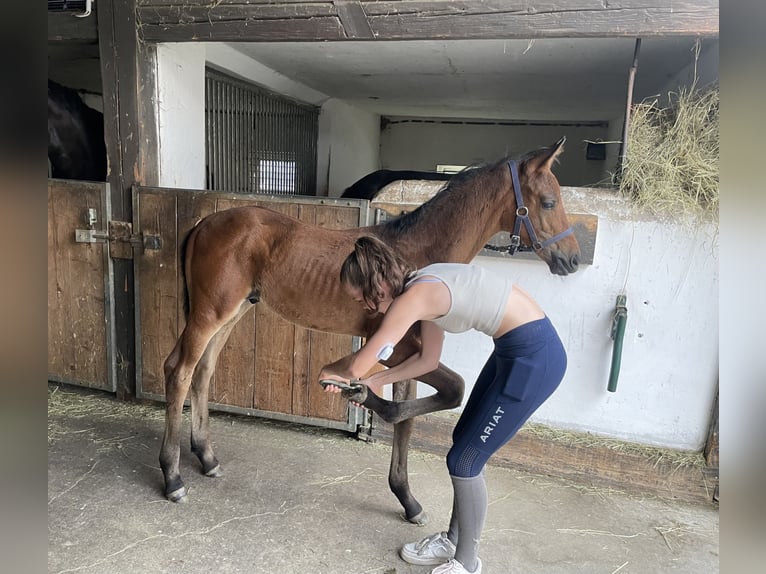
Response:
[75,213,161,259]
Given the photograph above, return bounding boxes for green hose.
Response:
[608,294,628,393]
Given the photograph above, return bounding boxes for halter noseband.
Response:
[485,160,574,256]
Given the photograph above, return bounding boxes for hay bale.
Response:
[620,83,719,220]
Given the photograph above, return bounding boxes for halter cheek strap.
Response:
[506,160,574,255]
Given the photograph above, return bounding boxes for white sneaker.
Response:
[399,531,456,565]
[431,558,483,574]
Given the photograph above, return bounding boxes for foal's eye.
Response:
[542,200,556,209]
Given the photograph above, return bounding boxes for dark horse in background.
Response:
[48,79,107,181]
[341,169,452,200]
[159,138,581,525]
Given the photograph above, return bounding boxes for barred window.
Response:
[205,69,319,195]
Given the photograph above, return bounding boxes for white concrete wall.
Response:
[654,40,719,105]
[416,189,718,451]
[320,100,381,197]
[155,44,206,189]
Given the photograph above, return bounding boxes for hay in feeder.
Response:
[619,83,719,220]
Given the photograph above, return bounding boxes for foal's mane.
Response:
[379,156,512,238]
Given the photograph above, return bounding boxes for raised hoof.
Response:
[404,509,429,525]
[166,486,188,503]
[204,464,223,478]
[346,385,368,404]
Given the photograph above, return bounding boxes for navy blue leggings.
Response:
[446,316,567,478]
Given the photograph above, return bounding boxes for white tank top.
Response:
[406,263,513,336]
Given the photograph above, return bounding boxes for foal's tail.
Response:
[179,226,193,319]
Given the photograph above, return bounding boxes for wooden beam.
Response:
[136,0,719,43]
[334,1,375,39]
[98,0,160,398]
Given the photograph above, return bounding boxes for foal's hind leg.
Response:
[159,317,222,502]
[189,303,253,479]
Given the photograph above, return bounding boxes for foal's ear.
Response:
[525,137,566,173]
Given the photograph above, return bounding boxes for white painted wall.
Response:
[320,100,381,197]
[654,40,719,105]
[410,189,718,451]
[155,44,206,189]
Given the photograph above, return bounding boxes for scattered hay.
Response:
[619,82,719,221]
[519,422,705,470]
[48,384,164,444]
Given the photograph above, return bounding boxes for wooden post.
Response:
[98,0,159,397]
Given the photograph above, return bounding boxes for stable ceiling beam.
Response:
[136,0,719,43]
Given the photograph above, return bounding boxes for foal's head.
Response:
[503,138,581,276]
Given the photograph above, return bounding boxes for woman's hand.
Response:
[318,368,350,394]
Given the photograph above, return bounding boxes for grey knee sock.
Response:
[447,495,459,544]
[451,473,488,572]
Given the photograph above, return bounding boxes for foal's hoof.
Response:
[205,464,223,478]
[166,486,188,503]
[346,385,368,404]
[403,509,429,526]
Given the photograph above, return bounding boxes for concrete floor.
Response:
[48,383,718,574]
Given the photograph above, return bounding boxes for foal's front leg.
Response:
[388,380,428,524]
[357,363,464,424]
[356,365,464,523]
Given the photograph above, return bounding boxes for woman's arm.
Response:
[361,320,444,396]
[318,285,438,383]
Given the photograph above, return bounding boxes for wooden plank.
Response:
[373,412,718,504]
[334,0,375,39]
[135,192,178,396]
[136,0,718,42]
[704,389,719,469]
[138,3,345,42]
[47,180,110,390]
[306,331,354,421]
[364,0,720,39]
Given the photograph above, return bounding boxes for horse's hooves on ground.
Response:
[405,510,429,526]
[205,464,223,478]
[166,486,188,503]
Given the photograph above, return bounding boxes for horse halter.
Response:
[486,160,574,255]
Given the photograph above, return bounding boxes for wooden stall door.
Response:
[134,187,368,430]
[48,180,114,391]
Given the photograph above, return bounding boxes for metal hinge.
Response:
[355,408,376,443]
[75,209,161,259]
